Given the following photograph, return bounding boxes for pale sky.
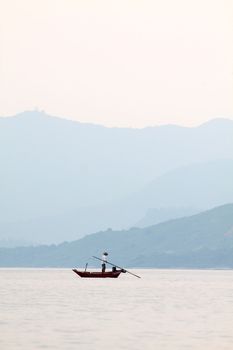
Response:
[0,0,232,127]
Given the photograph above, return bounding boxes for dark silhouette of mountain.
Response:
[0,111,233,245]
[0,204,233,268]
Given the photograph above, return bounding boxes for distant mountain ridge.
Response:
[135,207,199,228]
[0,111,233,245]
[0,203,233,268]
[2,111,232,129]
[0,159,232,245]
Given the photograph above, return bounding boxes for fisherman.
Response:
[101,252,108,272]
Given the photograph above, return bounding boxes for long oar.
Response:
[92,256,141,278]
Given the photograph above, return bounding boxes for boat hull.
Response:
[72,268,122,278]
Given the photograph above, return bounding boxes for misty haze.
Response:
[0,111,233,247]
[1,1,233,349]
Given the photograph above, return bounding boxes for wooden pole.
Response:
[92,256,141,278]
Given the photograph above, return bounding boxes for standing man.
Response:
[101,252,108,272]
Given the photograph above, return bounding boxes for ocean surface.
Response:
[1,268,233,350]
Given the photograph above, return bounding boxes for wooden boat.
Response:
[72,268,123,278]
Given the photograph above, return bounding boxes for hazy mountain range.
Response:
[0,111,233,246]
[1,204,232,268]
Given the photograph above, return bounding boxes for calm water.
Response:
[1,268,233,350]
